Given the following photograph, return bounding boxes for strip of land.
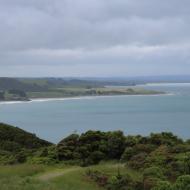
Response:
[0,77,164,102]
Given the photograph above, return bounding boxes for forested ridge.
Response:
[0,123,52,164]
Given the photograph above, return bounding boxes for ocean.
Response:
[1,83,190,143]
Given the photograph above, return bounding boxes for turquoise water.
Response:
[0,83,190,143]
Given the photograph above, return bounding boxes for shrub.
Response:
[143,167,165,180]
[28,157,57,165]
[107,174,133,190]
[128,152,148,169]
[121,147,136,162]
[173,175,190,190]
[151,181,173,190]
[143,177,160,190]
[149,133,183,146]
[57,134,79,160]
[107,131,126,159]
[146,145,169,167]
[86,169,108,187]
[87,151,105,165]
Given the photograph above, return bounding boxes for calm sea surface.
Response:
[1,83,190,143]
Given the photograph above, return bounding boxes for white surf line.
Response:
[29,93,172,102]
[0,101,29,105]
[0,93,173,105]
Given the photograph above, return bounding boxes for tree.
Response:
[128,152,148,169]
[121,147,136,161]
[149,132,182,146]
[107,131,126,159]
[174,175,190,190]
[57,134,79,160]
[87,151,105,165]
[184,153,190,174]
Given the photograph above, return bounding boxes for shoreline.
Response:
[140,82,190,86]
[0,93,172,105]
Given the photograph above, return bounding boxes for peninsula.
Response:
[0,78,163,102]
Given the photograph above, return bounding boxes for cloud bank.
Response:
[0,0,190,77]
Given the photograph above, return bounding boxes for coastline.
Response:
[0,93,172,105]
[139,82,190,86]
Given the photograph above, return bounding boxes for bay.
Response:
[0,83,190,143]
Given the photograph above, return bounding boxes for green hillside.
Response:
[0,123,52,164]
[0,124,190,189]
[0,123,52,149]
[0,78,47,91]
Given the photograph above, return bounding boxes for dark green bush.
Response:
[173,175,190,190]
[151,181,173,190]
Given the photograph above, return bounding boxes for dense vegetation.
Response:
[0,123,52,164]
[57,131,190,189]
[1,124,190,189]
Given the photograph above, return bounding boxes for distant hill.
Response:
[0,77,164,101]
[0,78,48,92]
[0,77,135,92]
[1,76,190,94]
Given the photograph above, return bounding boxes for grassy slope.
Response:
[0,162,140,190]
[27,87,162,99]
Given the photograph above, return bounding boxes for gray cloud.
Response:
[0,0,190,76]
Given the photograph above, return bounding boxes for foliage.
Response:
[86,169,138,190]
[1,124,190,190]
[0,123,52,150]
[173,175,190,190]
[0,123,52,164]
[57,130,125,166]
[28,146,59,165]
[151,181,173,190]
[143,167,165,180]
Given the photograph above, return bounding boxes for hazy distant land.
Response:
[0,77,163,102]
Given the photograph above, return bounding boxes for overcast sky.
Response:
[0,0,190,77]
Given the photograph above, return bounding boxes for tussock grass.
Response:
[0,162,141,190]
